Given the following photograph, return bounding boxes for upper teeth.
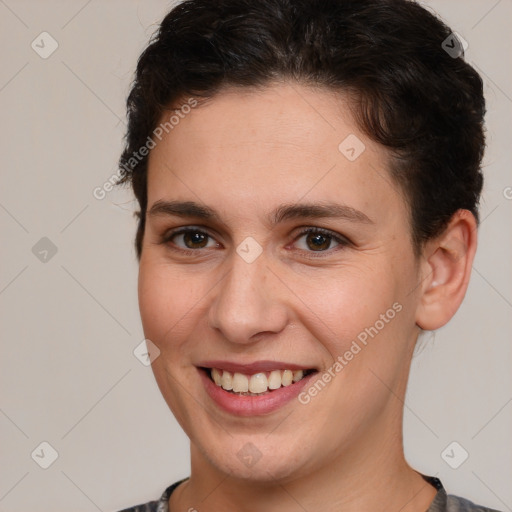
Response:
[211,368,305,394]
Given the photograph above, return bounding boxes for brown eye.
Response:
[305,232,333,251]
[166,228,218,250]
[293,228,348,253]
[182,231,209,249]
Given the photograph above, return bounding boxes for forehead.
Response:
[146,84,406,227]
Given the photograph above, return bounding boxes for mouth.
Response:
[197,360,320,416]
[200,367,318,396]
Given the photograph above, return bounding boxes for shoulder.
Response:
[425,476,502,512]
[116,500,160,512]
[444,494,503,512]
[115,478,188,512]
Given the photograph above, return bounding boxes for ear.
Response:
[415,209,478,330]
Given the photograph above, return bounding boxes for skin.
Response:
[138,83,477,512]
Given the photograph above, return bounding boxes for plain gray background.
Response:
[0,1,511,511]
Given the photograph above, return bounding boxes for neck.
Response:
[170,424,437,512]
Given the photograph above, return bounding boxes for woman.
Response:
[117,0,499,510]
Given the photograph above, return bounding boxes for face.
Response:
[138,84,422,483]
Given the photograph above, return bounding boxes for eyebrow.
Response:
[148,200,218,220]
[271,203,373,225]
[147,200,373,225]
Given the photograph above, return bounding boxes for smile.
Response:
[208,367,316,395]
[197,362,319,416]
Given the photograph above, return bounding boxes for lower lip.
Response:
[199,369,316,416]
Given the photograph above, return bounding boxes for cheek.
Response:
[137,260,204,349]
[289,263,403,353]
[137,260,207,426]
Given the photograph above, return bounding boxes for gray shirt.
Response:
[117,476,502,512]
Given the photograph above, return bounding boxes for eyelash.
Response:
[160,226,351,257]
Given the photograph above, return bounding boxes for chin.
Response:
[195,431,315,483]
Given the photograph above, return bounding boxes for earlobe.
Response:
[415,209,478,331]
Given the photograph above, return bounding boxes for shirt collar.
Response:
[158,475,446,512]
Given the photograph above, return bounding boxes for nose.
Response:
[208,253,289,344]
